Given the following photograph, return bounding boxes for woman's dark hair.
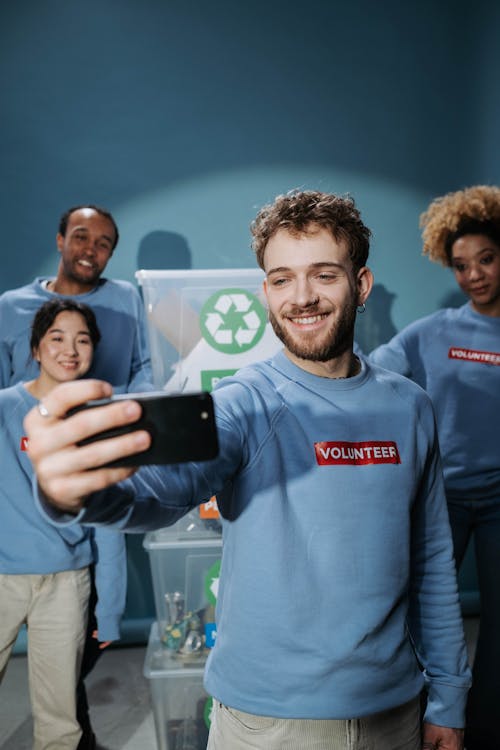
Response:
[444,219,500,264]
[30,298,101,356]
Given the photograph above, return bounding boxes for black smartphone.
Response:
[67,391,219,467]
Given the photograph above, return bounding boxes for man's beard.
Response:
[268,300,356,362]
[64,259,101,286]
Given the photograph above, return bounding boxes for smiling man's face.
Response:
[263,225,372,376]
[56,208,116,291]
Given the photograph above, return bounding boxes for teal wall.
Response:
[3,0,496,640]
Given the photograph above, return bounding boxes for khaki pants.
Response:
[0,568,90,750]
[207,695,421,750]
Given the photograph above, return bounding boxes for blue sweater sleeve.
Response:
[126,287,154,392]
[34,395,248,532]
[91,526,127,642]
[406,403,471,727]
[0,339,12,388]
[0,297,14,387]
[369,330,413,376]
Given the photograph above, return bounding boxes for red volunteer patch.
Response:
[20,437,29,451]
[448,347,500,366]
[315,440,401,466]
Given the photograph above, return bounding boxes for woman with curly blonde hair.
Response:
[370,185,500,750]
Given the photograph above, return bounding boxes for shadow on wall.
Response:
[137,230,193,271]
[355,283,398,352]
[354,284,468,353]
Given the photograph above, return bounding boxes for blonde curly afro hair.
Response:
[420,185,500,266]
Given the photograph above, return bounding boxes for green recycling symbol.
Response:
[204,696,214,728]
[204,559,221,607]
[200,288,267,354]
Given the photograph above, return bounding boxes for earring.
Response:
[357,303,366,314]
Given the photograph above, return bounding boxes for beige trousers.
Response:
[0,568,90,750]
[207,695,421,750]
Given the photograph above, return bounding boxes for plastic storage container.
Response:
[136,268,282,390]
[144,621,213,750]
[138,268,284,748]
[144,527,223,659]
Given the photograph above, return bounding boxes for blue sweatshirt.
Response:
[39,353,471,726]
[0,277,152,392]
[1,383,126,640]
[369,303,500,500]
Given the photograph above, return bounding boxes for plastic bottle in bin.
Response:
[162,592,203,655]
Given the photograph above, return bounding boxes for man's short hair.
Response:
[58,205,120,250]
[251,190,371,272]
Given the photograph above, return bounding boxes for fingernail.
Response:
[135,432,150,448]
[124,402,141,418]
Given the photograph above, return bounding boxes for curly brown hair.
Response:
[250,190,371,272]
[420,185,500,266]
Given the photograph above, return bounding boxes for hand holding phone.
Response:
[67,391,219,468]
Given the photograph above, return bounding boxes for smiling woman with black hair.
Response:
[0,298,125,750]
